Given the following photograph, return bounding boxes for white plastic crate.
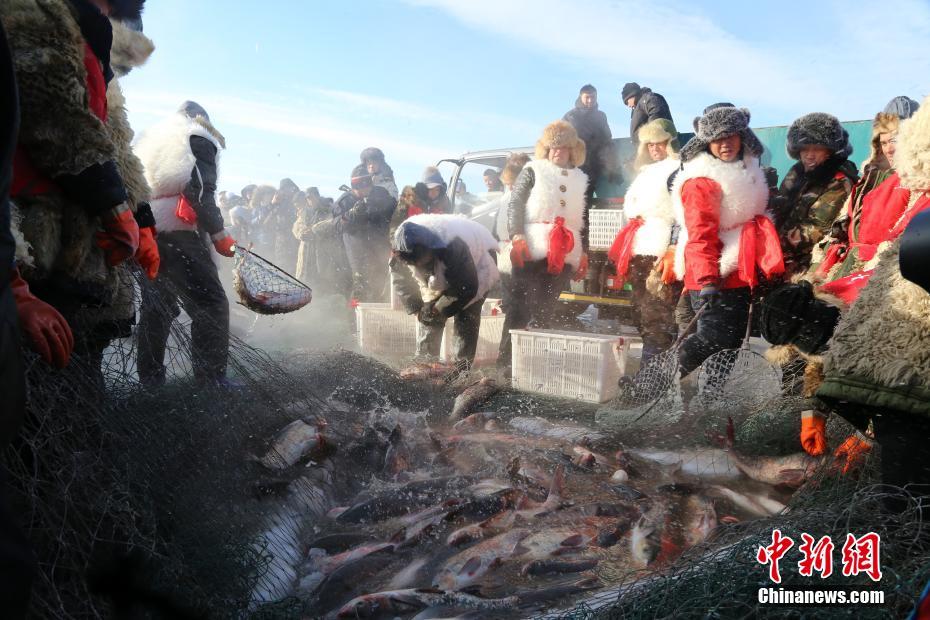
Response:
[587,209,625,250]
[511,329,630,403]
[356,303,418,358]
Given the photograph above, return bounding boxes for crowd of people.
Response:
[0,0,929,613]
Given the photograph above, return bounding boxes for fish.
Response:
[434,528,531,590]
[609,483,647,502]
[572,445,615,468]
[724,417,821,488]
[451,412,497,433]
[312,554,394,611]
[484,419,502,431]
[387,558,430,590]
[630,505,667,568]
[508,456,553,491]
[521,558,600,576]
[258,420,325,470]
[510,526,599,561]
[336,588,520,619]
[630,489,717,568]
[681,494,717,548]
[401,362,451,381]
[336,476,471,524]
[382,425,412,476]
[709,485,787,518]
[391,501,462,548]
[451,378,499,420]
[234,272,312,315]
[631,448,741,479]
[306,542,395,577]
[446,508,520,547]
[411,609,483,620]
[305,532,373,554]
[508,416,606,443]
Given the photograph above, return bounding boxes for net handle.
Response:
[742,302,754,351]
[232,245,311,291]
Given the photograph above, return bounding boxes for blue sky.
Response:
[122,0,930,198]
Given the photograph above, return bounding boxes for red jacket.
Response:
[679,177,783,290]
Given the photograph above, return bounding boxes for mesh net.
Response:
[232,246,312,315]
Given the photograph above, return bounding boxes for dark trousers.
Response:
[872,411,930,517]
[678,287,750,377]
[0,288,35,618]
[498,259,572,366]
[416,298,484,364]
[629,256,682,362]
[137,231,229,385]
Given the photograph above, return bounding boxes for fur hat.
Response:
[360,147,386,164]
[421,166,445,189]
[621,82,641,102]
[786,112,852,160]
[634,118,681,170]
[692,102,735,132]
[863,112,900,170]
[109,17,153,77]
[179,100,209,122]
[894,95,930,191]
[884,95,920,119]
[500,152,531,186]
[109,0,145,22]
[534,120,586,167]
[679,106,763,163]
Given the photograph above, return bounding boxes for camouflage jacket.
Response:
[771,158,858,277]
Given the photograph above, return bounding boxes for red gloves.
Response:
[800,411,827,457]
[135,227,160,279]
[656,247,677,284]
[212,230,236,257]
[510,236,532,269]
[833,435,872,474]
[95,204,140,266]
[11,268,73,368]
[573,252,589,281]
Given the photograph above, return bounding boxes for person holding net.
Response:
[671,106,784,378]
[133,101,237,388]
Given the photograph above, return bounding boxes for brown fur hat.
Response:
[634,118,681,171]
[500,152,530,186]
[535,120,586,167]
[894,94,930,191]
[864,112,899,170]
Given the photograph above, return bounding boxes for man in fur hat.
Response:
[771,113,858,277]
[360,147,398,200]
[0,0,159,386]
[321,164,395,303]
[563,84,617,202]
[133,101,236,387]
[622,82,673,147]
[500,121,589,368]
[672,106,784,377]
[608,118,682,362]
[391,215,499,369]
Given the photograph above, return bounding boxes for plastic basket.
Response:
[587,209,625,251]
[511,329,629,403]
[356,303,419,358]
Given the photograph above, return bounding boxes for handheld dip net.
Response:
[233,246,312,315]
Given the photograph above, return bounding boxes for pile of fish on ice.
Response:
[250,376,823,619]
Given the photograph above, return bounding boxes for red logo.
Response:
[758,531,882,583]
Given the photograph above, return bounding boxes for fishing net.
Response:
[233,246,313,315]
[595,347,684,430]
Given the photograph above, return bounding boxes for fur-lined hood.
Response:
[894,95,930,191]
[535,120,586,168]
[863,112,899,171]
[109,18,153,77]
[634,118,680,171]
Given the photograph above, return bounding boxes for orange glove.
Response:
[510,236,532,269]
[135,227,160,280]
[656,247,677,284]
[800,411,827,456]
[212,230,236,257]
[95,204,140,266]
[11,267,73,368]
[833,435,872,474]
[573,252,589,281]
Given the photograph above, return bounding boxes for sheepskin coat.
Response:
[508,159,588,269]
[671,151,772,289]
[621,156,680,258]
[818,240,930,416]
[2,0,127,304]
[134,112,225,233]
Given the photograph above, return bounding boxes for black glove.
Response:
[414,182,430,203]
[830,218,849,244]
[418,301,445,326]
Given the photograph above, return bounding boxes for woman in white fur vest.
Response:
[673,106,784,377]
[608,119,682,362]
[133,101,237,387]
[500,121,589,369]
[391,215,499,369]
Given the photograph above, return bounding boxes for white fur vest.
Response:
[623,157,680,258]
[523,159,588,268]
[671,152,769,278]
[404,214,500,308]
[134,113,224,232]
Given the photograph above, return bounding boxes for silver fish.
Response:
[451,378,499,420]
[435,528,530,590]
[509,416,605,443]
[259,420,325,470]
[709,485,786,518]
[336,588,520,619]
